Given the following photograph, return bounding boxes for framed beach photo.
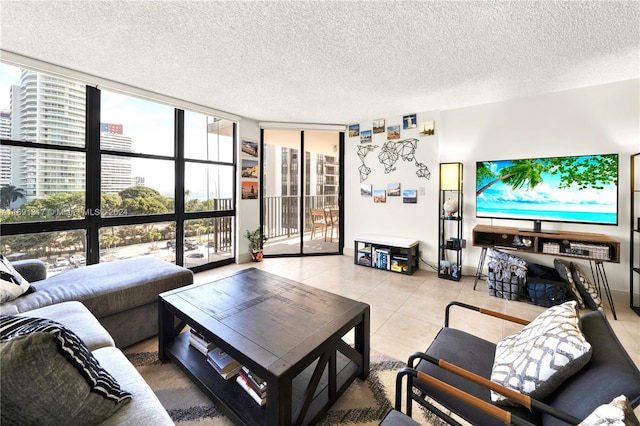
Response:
[360,129,372,144]
[241,181,258,199]
[402,189,417,203]
[349,124,360,138]
[241,159,259,178]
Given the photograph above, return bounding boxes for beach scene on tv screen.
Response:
[475,154,618,225]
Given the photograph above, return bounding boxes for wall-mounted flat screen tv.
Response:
[476,153,618,231]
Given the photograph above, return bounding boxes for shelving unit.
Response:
[631,152,640,316]
[472,224,621,318]
[353,234,419,275]
[438,162,464,281]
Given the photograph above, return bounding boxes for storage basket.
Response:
[486,249,528,301]
[525,263,567,307]
[487,268,524,301]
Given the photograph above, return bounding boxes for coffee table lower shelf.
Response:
[164,331,360,425]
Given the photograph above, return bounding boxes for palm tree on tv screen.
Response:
[476,154,617,196]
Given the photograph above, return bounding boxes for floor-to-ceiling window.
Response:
[261,128,343,256]
[0,62,236,273]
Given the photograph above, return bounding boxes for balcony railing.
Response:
[263,195,338,240]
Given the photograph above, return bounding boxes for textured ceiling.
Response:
[1,1,638,125]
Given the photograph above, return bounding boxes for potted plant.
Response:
[244,228,267,262]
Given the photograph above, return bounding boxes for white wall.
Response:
[237,118,261,263]
[344,79,639,292]
[344,112,442,270]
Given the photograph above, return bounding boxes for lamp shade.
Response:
[440,162,462,191]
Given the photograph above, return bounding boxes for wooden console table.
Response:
[472,225,621,319]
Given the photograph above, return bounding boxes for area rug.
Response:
[125,338,442,425]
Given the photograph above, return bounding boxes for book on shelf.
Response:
[189,328,216,355]
[236,373,267,406]
[206,348,242,380]
[377,248,390,270]
[239,366,267,395]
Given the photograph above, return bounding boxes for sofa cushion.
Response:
[490,301,592,404]
[554,259,585,309]
[578,395,639,426]
[416,327,541,426]
[0,315,131,425]
[92,346,174,425]
[569,262,603,312]
[0,257,193,317]
[22,301,114,351]
[0,255,32,303]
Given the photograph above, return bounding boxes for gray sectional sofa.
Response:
[2,256,194,347]
[1,256,194,425]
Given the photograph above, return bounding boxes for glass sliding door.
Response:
[262,128,341,256]
[263,129,302,255]
[303,131,340,254]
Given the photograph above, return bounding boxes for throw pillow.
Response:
[578,395,640,426]
[569,262,603,312]
[554,258,585,309]
[0,255,31,303]
[0,315,131,425]
[490,301,592,404]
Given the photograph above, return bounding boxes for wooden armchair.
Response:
[381,301,640,425]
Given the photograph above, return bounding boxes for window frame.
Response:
[0,76,237,272]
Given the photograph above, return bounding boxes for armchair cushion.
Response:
[490,301,592,404]
[416,327,541,425]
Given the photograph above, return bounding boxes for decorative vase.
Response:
[443,198,458,217]
[251,249,263,262]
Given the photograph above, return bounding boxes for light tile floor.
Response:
[194,254,640,416]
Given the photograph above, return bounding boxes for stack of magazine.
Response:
[188,328,216,355]
[206,347,242,380]
[189,328,242,380]
[236,367,268,406]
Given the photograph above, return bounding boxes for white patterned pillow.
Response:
[554,258,585,309]
[490,301,592,404]
[0,255,31,303]
[569,262,603,312]
[578,395,640,426]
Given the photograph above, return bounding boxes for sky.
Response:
[1,63,234,198]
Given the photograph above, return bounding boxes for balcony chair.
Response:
[380,301,640,426]
[310,208,329,241]
[327,208,339,242]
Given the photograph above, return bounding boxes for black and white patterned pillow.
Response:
[569,262,603,312]
[0,315,131,424]
[578,395,640,426]
[554,258,585,309]
[0,255,31,303]
[490,301,592,404]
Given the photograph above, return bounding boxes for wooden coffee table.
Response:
[158,267,370,425]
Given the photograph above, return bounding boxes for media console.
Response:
[472,224,621,319]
